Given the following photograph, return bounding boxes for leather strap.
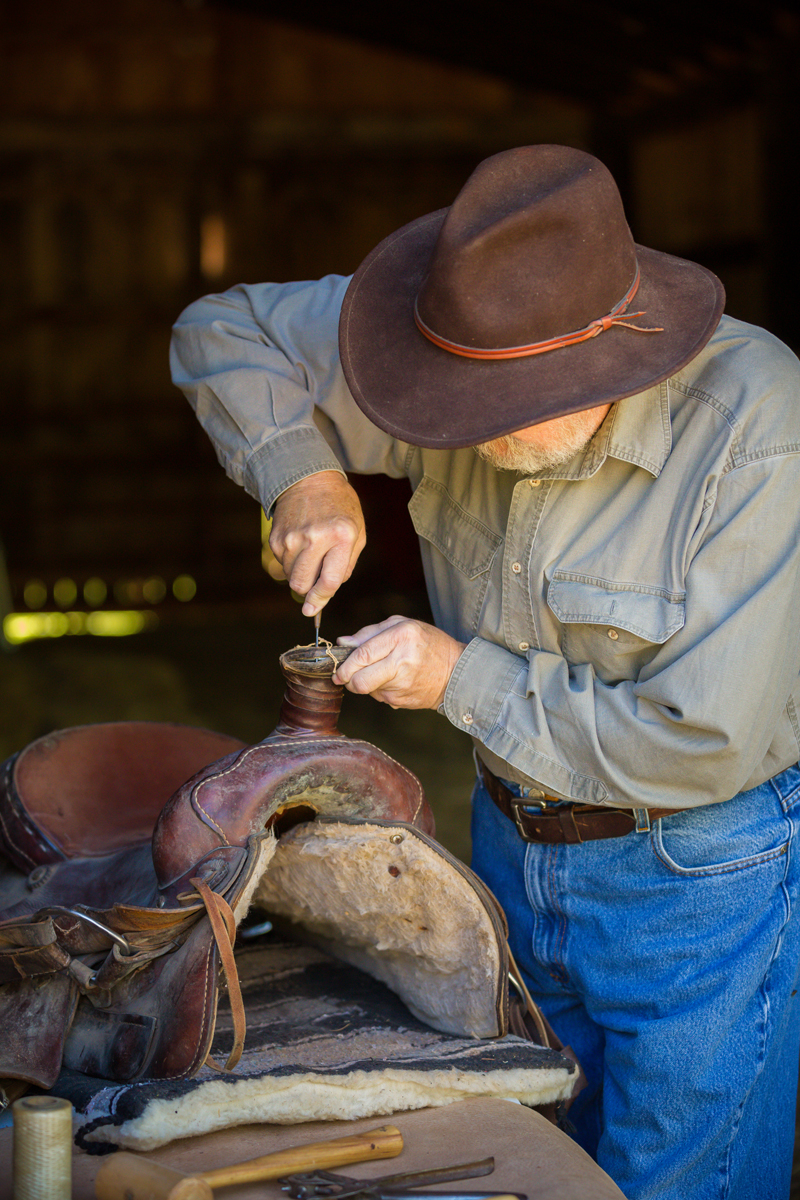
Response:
[190,877,246,1072]
[479,762,689,844]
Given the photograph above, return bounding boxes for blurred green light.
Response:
[172,574,197,602]
[83,577,107,606]
[3,610,157,645]
[53,578,78,608]
[142,576,167,604]
[23,580,48,610]
[86,610,154,636]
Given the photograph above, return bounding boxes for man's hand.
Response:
[333,616,467,710]
[269,471,366,616]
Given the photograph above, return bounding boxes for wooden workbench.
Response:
[0,1098,626,1199]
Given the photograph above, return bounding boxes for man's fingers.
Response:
[332,619,467,711]
[283,537,342,604]
[336,650,403,698]
[284,543,323,597]
[268,473,367,613]
[278,522,366,615]
[336,616,406,651]
[333,626,404,685]
[301,541,362,615]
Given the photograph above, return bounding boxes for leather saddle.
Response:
[0,645,555,1095]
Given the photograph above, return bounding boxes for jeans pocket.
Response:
[652,785,791,877]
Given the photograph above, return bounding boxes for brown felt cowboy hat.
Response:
[338,144,725,449]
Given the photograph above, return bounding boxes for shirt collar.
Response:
[527,381,671,483]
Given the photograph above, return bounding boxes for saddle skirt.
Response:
[0,645,551,1092]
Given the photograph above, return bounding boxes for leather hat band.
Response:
[413,268,664,362]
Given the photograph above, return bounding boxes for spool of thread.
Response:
[12,1095,73,1200]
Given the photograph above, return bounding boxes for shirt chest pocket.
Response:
[409,476,502,638]
[546,574,685,684]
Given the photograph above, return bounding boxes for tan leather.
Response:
[191,876,246,1073]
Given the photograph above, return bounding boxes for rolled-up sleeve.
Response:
[170,276,408,512]
[444,452,800,809]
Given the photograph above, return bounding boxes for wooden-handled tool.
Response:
[94,1124,404,1200]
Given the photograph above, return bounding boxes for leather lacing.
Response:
[507,945,551,1047]
[189,877,246,1072]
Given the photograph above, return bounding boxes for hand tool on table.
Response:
[280,1156,526,1200]
[94,1124,404,1200]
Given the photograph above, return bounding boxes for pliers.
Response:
[279,1156,526,1200]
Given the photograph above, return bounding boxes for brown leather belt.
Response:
[479,761,688,844]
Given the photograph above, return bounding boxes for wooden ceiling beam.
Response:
[208,0,785,114]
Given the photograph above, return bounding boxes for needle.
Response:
[314,611,321,647]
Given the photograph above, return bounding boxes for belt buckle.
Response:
[509,789,551,841]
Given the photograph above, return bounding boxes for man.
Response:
[171,145,800,1199]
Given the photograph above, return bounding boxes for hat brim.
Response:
[339,208,725,449]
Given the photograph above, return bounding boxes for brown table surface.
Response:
[0,1098,626,1200]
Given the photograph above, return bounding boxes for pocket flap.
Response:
[547,575,685,644]
[409,478,502,580]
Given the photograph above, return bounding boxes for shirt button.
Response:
[518,642,530,651]
[607,628,619,640]
[511,561,522,574]
[529,479,541,488]
[462,712,474,725]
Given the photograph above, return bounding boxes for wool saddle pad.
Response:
[52,935,576,1152]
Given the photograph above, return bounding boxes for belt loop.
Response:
[558,808,583,845]
[634,808,651,833]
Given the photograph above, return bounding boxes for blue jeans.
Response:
[470,764,800,1200]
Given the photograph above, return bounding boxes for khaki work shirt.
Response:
[171,275,800,810]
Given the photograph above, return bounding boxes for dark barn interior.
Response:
[1,0,799,1179]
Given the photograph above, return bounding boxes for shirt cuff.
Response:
[442,638,610,805]
[244,426,347,514]
[442,637,526,737]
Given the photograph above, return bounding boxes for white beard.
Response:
[474,409,603,475]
